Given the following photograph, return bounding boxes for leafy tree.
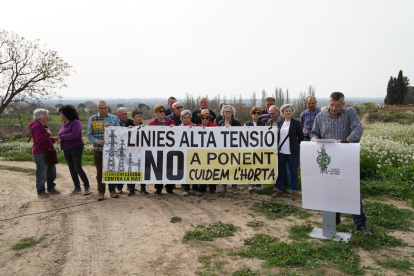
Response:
[77,103,85,109]
[55,103,63,108]
[384,71,410,105]
[384,77,396,105]
[0,29,72,116]
[138,103,150,111]
[116,103,124,108]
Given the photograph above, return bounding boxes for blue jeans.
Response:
[276,153,299,192]
[33,154,57,195]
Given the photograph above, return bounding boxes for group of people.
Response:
[29,91,372,236]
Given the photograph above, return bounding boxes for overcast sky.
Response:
[2,0,413,100]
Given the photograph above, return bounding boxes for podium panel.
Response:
[300,142,360,215]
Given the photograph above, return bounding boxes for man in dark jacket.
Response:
[168,102,183,126]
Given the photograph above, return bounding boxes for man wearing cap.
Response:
[168,102,183,126]
[192,97,216,126]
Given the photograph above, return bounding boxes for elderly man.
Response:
[260,97,276,124]
[168,102,183,126]
[300,96,320,141]
[165,96,177,116]
[115,107,134,194]
[310,91,372,236]
[87,100,120,201]
[266,105,281,126]
[191,97,216,125]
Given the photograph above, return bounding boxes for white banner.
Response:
[300,142,361,214]
[102,126,278,184]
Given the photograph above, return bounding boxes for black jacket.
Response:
[277,118,304,155]
[217,117,241,126]
[168,113,182,126]
[245,120,266,126]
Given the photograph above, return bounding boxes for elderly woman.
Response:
[217,105,241,127]
[217,105,241,194]
[198,109,217,127]
[272,104,304,200]
[213,103,227,125]
[244,106,265,191]
[128,109,148,196]
[197,109,217,193]
[148,104,176,195]
[57,105,91,196]
[179,110,201,196]
[29,109,61,198]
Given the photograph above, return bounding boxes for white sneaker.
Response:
[257,185,262,191]
[116,188,123,194]
[183,191,189,196]
[218,186,227,193]
[232,186,238,194]
[248,185,254,191]
[192,190,201,196]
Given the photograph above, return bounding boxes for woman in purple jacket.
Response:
[57,105,91,196]
[30,109,61,198]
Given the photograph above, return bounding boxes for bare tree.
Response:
[261,90,267,109]
[183,93,197,111]
[275,87,284,108]
[286,89,290,104]
[0,29,73,117]
[250,91,257,107]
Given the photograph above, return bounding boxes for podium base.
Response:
[308,227,352,243]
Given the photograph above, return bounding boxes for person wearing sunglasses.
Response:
[168,102,183,126]
[148,104,176,195]
[245,107,266,127]
[244,106,266,191]
[197,109,217,193]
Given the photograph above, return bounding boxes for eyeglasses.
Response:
[175,106,183,109]
[329,104,343,108]
[158,110,166,113]
[201,117,209,120]
[252,112,261,115]
[224,111,232,113]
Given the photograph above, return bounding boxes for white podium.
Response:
[300,141,361,242]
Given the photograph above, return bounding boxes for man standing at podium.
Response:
[310,92,372,236]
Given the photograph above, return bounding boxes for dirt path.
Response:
[0,160,412,276]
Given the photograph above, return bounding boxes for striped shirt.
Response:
[300,108,320,137]
[87,113,120,151]
[310,107,363,142]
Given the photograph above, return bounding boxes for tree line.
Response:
[384,70,412,105]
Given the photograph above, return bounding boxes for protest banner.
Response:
[102,126,278,184]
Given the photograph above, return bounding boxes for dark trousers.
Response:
[336,198,367,227]
[276,153,299,192]
[93,150,115,193]
[199,184,216,192]
[127,184,146,190]
[182,184,200,191]
[64,144,89,190]
[154,184,174,191]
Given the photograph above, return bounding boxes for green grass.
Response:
[288,222,313,240]
[246,221,265,230]
[375,258,414,273]
[11,234,48,250]
[170,217,182,223]
[183,222,240,242]
[0,165,37,175]
[235,233,364,275]
[231,267,260,276]
[252,200,312,220]
[363,201,414,231]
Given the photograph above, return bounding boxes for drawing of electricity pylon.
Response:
[127,153,139,172]
[117,140,127,172]
[106,129,118,171]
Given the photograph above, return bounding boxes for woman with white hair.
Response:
[29,109,61,198]
[271,104,304,201]
[217,105,241,194]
